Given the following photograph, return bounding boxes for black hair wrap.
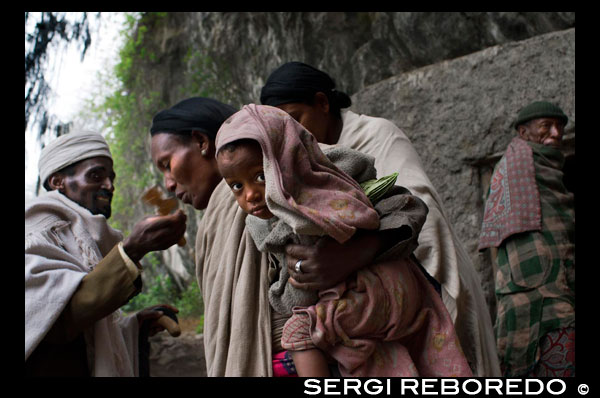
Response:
[150,97,237,139]
[261,61,352,110]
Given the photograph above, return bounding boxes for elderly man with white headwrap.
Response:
[25,131,187,377]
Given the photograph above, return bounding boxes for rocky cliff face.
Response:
[133,11,574,308]
[177,12,574,103]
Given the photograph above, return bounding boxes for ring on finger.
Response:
[294,259,303,274]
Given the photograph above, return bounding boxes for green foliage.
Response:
[180,48,238,106]
[91,13,208,322]
[175,279,204,318]
[123,273,204,320]
[196,315,204,334]
[93,12,167,235]
[122,274,178,312]
[89,12,242,330]
[92,12,238,236]
[122,251,203,325]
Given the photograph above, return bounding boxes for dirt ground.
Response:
[177,317,202,334]
[148,317,207,377]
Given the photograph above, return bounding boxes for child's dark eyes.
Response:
[256,173,266,183]
[230,182,243,192]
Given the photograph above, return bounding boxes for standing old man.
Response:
[478,101,575,377]
[25,131,187,376]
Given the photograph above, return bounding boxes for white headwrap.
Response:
[38,131,113,188]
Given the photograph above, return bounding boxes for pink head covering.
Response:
[216,104,379,243]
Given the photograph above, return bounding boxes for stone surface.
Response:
[149,332,207,377]
[180,12,574,104]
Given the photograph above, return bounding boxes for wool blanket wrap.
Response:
[214,104,471,377]
[25,190,139,376]
[196,180,272,376]
[488,141,575,376]
[337,110,500,376]
[248,181,430,321]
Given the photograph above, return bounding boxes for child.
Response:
[215,104,472,377]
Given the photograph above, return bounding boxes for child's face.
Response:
[217,142,275,220]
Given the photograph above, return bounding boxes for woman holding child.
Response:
[148,62,499,376]
[213,104,471,377]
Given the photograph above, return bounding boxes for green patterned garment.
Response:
[494,142,575,376]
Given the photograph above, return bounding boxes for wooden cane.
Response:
[156,314,182,337]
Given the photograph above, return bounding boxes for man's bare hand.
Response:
[122,210,187,263]
[137,304,180,337]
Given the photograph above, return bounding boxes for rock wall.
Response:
[179,12,574,104]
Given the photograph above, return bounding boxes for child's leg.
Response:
[290,349,331,377]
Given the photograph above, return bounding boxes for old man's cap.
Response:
[513,101,568,130]
[38,131,113,188]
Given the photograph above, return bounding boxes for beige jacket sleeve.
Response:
[44,243,142,343]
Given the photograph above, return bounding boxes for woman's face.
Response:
[277,102,329,142]
[276,92,339,144]
[150,132,222,210]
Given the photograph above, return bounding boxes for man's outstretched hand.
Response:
[122,210,187,263]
